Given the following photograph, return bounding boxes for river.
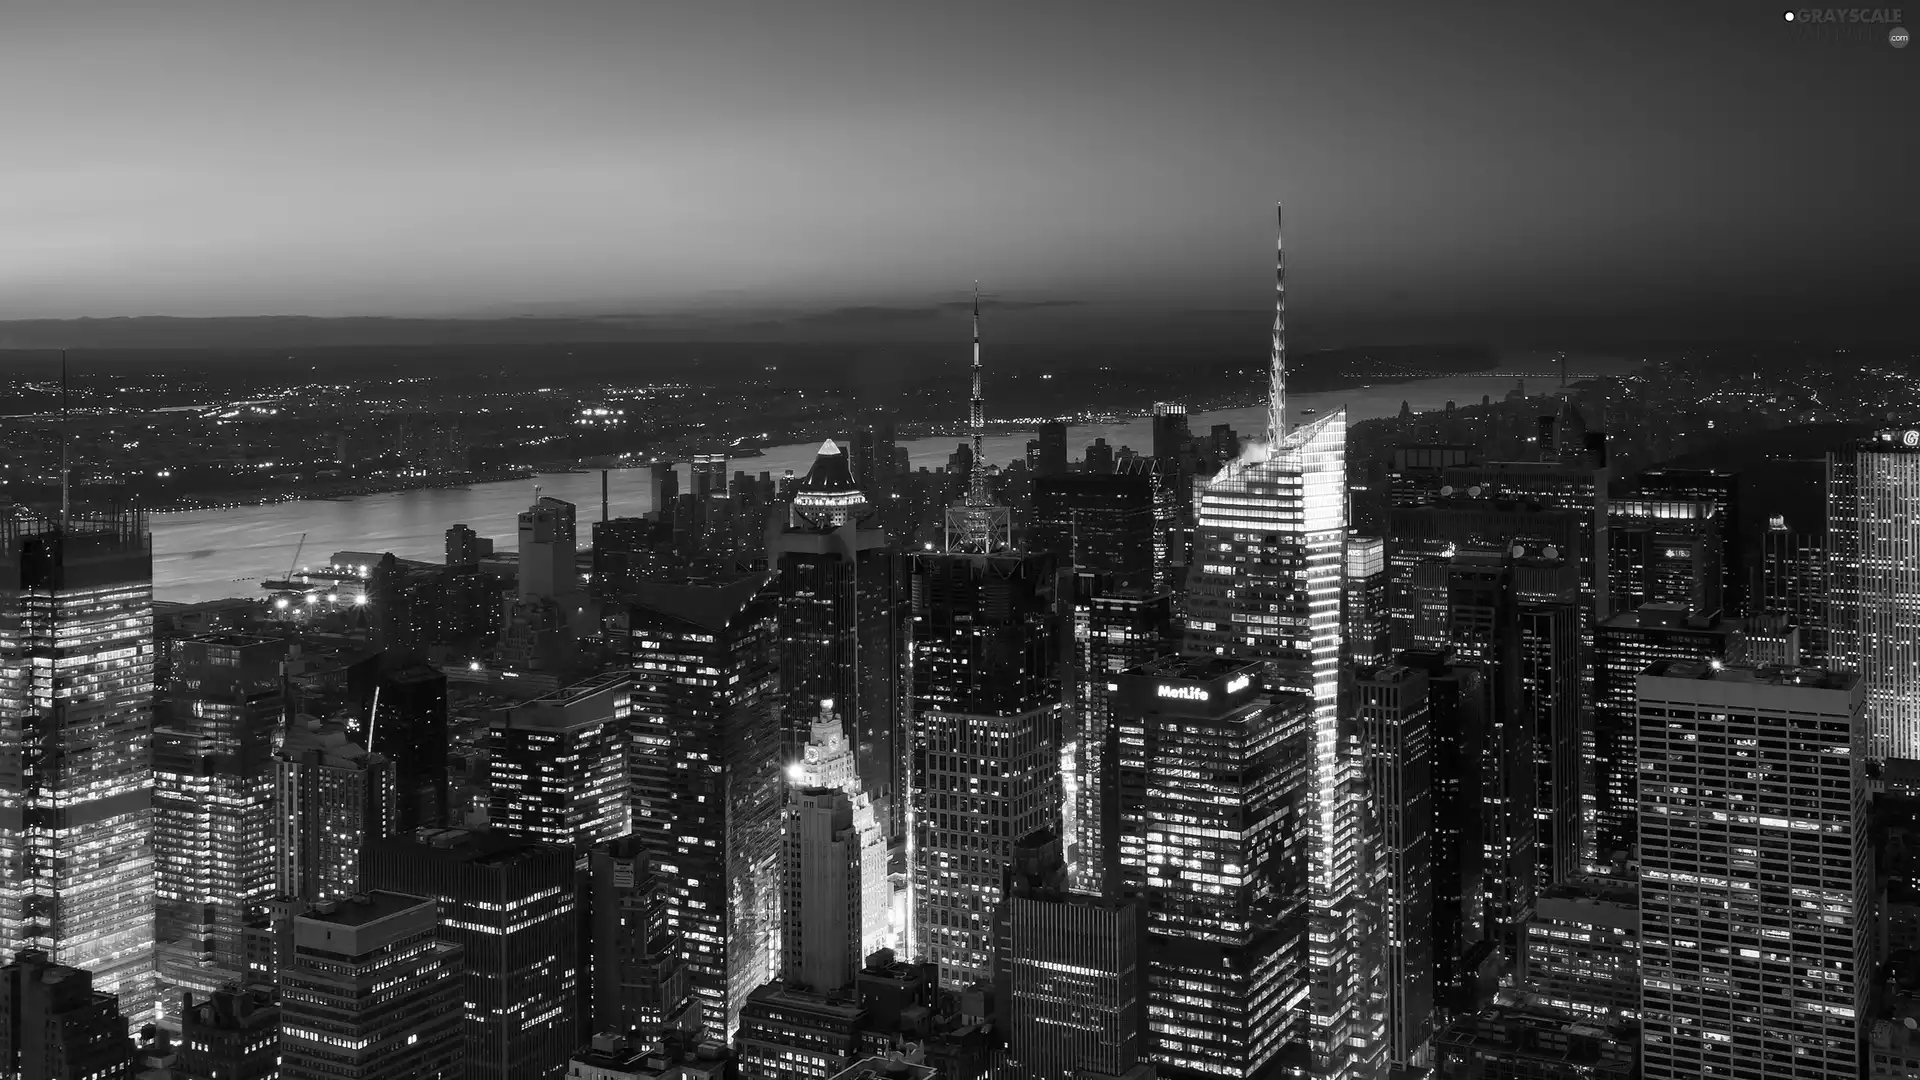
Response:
[150,359,1630,604]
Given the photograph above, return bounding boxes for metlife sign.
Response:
[1157,684,1210,702]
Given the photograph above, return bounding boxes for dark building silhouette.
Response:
[1030,472,1155,581]
[347,654,449,833]
[0,950,137,1080]
[590,835,691,1034]
[1033,421,1069,477]
[364,830,579,1080]
[177,987,279,1080]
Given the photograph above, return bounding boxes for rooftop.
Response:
[1645,660,1856,692]
[628,574,769,631]
[299,891,432,928]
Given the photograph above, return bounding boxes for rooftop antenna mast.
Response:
[943,283,1012,552]
[1266,204,1288,445]
[968,282,987,506]
[59,352,71,529]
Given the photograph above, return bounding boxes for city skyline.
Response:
[1,1,1913,344]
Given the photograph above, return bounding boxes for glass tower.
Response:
[0,508,158,1024]
[1827,428,1920,761]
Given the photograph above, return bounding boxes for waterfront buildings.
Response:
[1636,662,1869,1080]
[0,508,159,1022]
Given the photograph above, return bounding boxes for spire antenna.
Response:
[969,281,986,507]
[1267,204,1287,444]
[942,282,1012,552]
[59,351,71,529]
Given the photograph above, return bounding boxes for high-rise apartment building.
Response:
[994,829,1148,1080]
[0,949,137,1080]
[907,549,1062,988]
[1066,571,1176,894]
[1589,603,1737,873]
[279,892,465,1080]
[1111,658,1311,1080]
[154,633,286,1019]
[1636,662,1868,1080]
[1355,664,1434,1073]
[488,672,631,849]
[365,829,579,1080]
[1827,427,1920,761]
[622,576,784,1037]
[274,716,397,903]
[1344,538,1392,667]
[0,508,159,1022]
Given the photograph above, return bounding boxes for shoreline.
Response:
[144,468,537,516]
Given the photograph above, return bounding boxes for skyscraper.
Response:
[1182,206,1376,1080]
[488,672,631,850]
[767,464,903,822]
[518,495,584,604]
[0,507,158,1022]
[274,716,397,903]
[1827,427,1920,761]
[1758,514,1828,663]
[621,576,784,1037]
[1343,537,1392,667]
[347,655,450,832]
[589,835,691,1035]
[907,548,1062,988]
[1030,472,1156,580]
[943,286,1012,554]
[154,632,286,1020]
[279,893,465,1080]
[785,701,891,982]
[0,949,138,1080]
[365,830,579,1080]
[1111,658,1312,1079]
[993,829,1148,1080]
[1354,664,1434,1074]
[1636,662,1868,1080]
[1606,496,1723,618]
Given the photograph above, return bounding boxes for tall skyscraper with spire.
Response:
[909,288,1063,988]
[1183,207,1382,1080]
[944,285,1013,553]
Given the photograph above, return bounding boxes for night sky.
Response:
[2,0,1913,340]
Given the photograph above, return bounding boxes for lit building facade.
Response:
[1758,516,1828,664]
[1343,538,1391,667]
[1521,880,1639,1020]
[154,632,286,1022]
[0,509,159,1022]
[785,701,891,982]
[907,549,1062,989]
[1636,662,1868,1080]
[1066,572,1176,894]
[488,672,631,849]
[1827,428,1920,761]
[622,577,784,1037]
[1111,658,1311,1080]
[1607,496,1723,618]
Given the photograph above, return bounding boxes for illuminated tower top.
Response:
[1268,203,1288,444]
[970,283,987,506]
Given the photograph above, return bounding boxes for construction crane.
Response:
[286,532,307,583]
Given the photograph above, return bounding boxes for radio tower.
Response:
[943,283,1012,552]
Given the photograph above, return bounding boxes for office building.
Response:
[693,454,729,498]
[1032,421,1070,477]
[0,949,137,1080]
[1066,572,1176,894]
[1828,428,1920,761]
[1151,402,1191,462]
[732,984,866,1080]
[1181,209,1372,1080]
[908,547,1063,989]
[1607,496,1723,617]
[519,495,583,603]
[592,516,678,602]
[622,576,784,1037]
[176,987,279,1080]
[1355,664,1434,1072]
[786,702,891,988]
[279,892,465,1080]
[1758,515,1828,663]
[0,508,159,1022]
[1521,880,1639,1020]
[789,440,872,528]
[994,829,1148,1080]
[1635,467,1741,614]
[1636,662,1868,1080]
[590,835,692,1035]
[1030,472,1156,581]
[570,1032,731,1080]
[1344,538,1391,667]
[274,716,397,903]
[488,672,631,849]
[1589,603,1737,873]
[767,480,902,824]
[1112,657,1310,1079]
[445,523,493,566]
[153,633,286,1020]
[365,829,579,1080]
